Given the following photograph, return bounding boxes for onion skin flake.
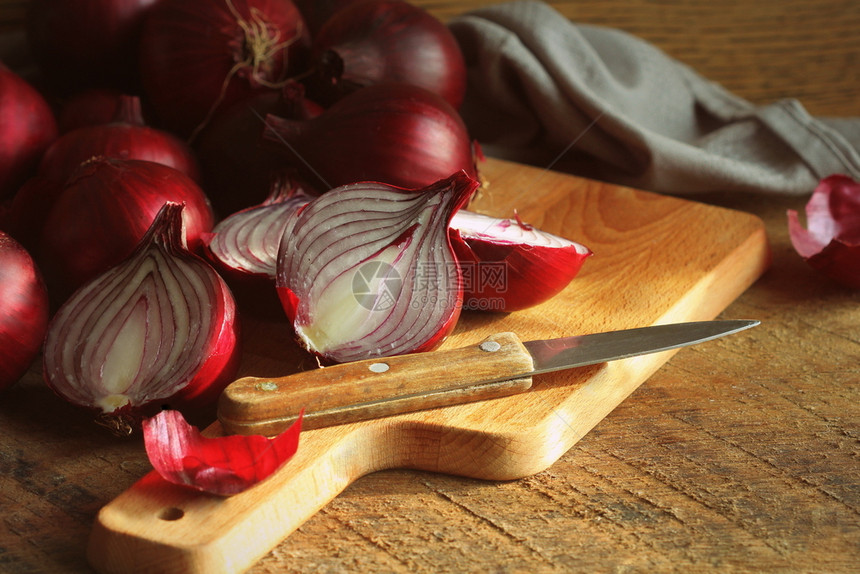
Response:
[788,174,860,289]
[143,409,303,496]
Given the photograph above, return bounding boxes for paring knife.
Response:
[218,320,758,435]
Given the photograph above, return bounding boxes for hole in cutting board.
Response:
[158,507,185,521]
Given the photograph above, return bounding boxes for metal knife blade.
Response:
[524,319,759,375]
[218,320,759,435]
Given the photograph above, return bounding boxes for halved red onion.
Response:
[42,203,241,435]
[449,210,592,312]
[143,409,303,496]
[276,171,479,363]
[788,174,860,289]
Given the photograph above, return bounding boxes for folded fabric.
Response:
[449,1,860,195]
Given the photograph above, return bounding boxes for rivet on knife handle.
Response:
[217,332,536,435]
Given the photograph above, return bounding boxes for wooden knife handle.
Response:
[218,332,536,435]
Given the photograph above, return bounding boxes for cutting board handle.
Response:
[87,421,390,574]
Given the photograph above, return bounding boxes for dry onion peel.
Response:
[143,408,303,496]
[788,174,860,289]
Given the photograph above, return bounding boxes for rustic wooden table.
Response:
[2,1,858,572]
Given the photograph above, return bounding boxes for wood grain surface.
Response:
[1,1,859,573]
[85,157,768,573]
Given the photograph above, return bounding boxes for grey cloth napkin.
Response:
[449,1,860,195]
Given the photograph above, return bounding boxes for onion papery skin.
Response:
[263,83,477,192]
[309,0,466,109]
[39,95,200,185]
[449,210,593,312]
[39,158,215,298]
[788,174,860,289]
[139,0,311,138]
[42,203,241,435]
[277,171,479,363]
[0,65,58,199]
[203,179,313,316]
[194,83,323,216]
[26,0,160,93]
[143,409,302,496]
[0,232,49,391]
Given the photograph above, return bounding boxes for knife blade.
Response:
[218,319,758,435]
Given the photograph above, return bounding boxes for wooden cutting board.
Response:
[86,158,770,574]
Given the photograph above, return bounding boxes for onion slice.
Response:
[449,210,592,312]
[788,174,860,288]
[204,178,314,279]
[42,203,241,435]
[143,409,303,496]
[277,171,479,363]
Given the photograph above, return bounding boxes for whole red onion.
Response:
[57,89,125,133]
[0,232,49,391]
[0,64,58,199]
[309,0,467,109]
[139,0,311,138]
[26,0,160,93]
[39,158,214,296]
[194,82,322,216]
[292,0,367,35]
[263,83,477,192]
[39,95,200,185]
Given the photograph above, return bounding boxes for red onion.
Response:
[203,178,313,315]
[263,83,477,192]
[57,88,125,133]
[292,0,367,36]
[0,64,58,199]
[309,0,466,109]
[43,203,241,435]
[788,174,860,289]
[26,0,160,93]
[39,158,215,296]
[143,409,302,496]
[4,175,62,252]
[205,177,313,279]
[276,171,479,363]
[449,210,592,312]
[0,232,49,391]
[139,0,311,138]
[194,81,322,216]
[39,95,200,185]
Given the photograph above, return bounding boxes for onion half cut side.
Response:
[42,203,241,435]
[276,171,479,363]
[449,210,592,312]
